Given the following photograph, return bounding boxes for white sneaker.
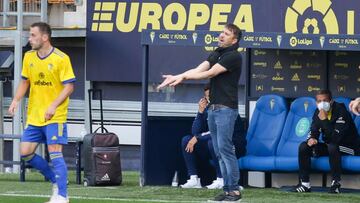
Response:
[51,184,59,199]
[46,195,69,203]
[206,178,224,189]
[44,184,59,203]
[180,178,202,188]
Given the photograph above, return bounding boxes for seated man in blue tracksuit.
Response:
[180,84,246,189]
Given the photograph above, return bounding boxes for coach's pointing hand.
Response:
[157,74,185,90]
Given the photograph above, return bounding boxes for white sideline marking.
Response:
[0,193,203,202]
[68,186,120,190]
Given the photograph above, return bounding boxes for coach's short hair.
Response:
[225,23,242,42]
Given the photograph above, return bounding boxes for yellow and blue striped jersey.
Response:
[21,47,76,126]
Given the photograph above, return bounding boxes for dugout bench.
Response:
[239,95,360,188]
[0,134,83,184]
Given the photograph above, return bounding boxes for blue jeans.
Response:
[208,106,239,192]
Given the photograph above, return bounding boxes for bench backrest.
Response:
[246,94,288,156]
[276,97,317,157]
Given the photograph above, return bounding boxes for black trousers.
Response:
[298,141,356,182]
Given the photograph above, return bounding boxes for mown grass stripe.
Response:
[0,193,204,203]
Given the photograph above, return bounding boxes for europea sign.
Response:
[89,0,360,34]
[90,2,253,32]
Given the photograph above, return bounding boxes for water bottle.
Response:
[171,171,178,187]
[80,127,87,139]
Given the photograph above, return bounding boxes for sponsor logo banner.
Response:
[87,0,360,82]
[240,33,360,51]
[142,30,219,46]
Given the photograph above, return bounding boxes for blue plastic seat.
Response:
[275,97,317,171]
[239,94,287,171]
[311,156,332,172]
[342,156,360,172]
[355,116,360,136]
[342,116,360,172]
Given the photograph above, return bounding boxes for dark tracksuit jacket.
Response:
[308,101,359,154]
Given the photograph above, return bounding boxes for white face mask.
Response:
[317,101,331,111]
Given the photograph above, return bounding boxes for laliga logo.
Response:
[204,34,218,45]
[205,34,213,44]
[290,36,298,47]
[289,36,312,47]
[285,0,339,34]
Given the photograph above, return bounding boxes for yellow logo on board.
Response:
[274,61,283,69]
[91,2,116,32]
[291,73,300,81]
[91,2,254,32]
[284,0,339,34]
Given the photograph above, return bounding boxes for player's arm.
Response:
[8,79,30,116]
[157,61,210,89]
[44,83,74,121]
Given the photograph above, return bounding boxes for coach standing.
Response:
[158,24,242,202]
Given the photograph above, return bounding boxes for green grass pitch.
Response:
[0,171,359,202]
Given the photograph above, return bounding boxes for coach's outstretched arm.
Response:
[157,61,210,89]
[8,79,30,116]
[157,61,227,89]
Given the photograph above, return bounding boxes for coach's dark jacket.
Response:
[308,101,359,148]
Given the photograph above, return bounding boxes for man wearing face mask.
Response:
[293,90,360,194]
